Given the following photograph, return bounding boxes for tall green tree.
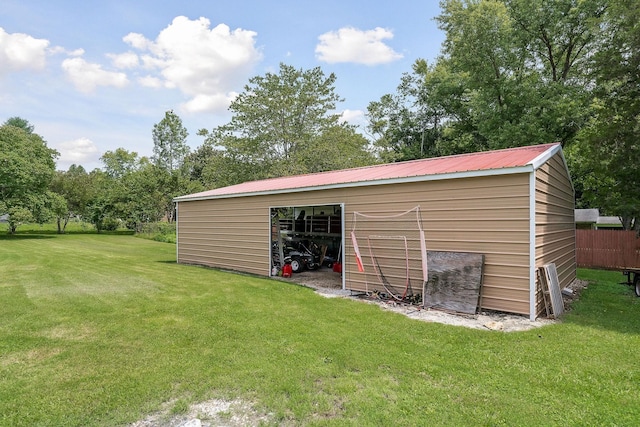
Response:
[181,141,221,188]
[437,0,603,148]
[151,110,192,221]
[367,60,448,162]
[152,110,190,172]
[568,0,640,230]
[87,150,149,232]
[85,152,159,232]
[2,117,35,134]
[0,121,58,233]
[199,63,374,184]
[505,0,606,83]
[100,148,144,179]
[369,0,606,160]
[91,148,195,228]
[119,163,167,230]
[195,136,256,189]
[150,162,200,223]
[291,125,377,174]
[85,169,119,233]
[50,165,93,233]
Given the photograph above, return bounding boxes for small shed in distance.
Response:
[575,208,623,229]
[174,143,575,320]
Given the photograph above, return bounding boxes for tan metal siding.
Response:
[534,152,576,316]
[177,198,271,275]
[341,175,531,315]
[178,173,532,315]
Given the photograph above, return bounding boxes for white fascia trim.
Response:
[173,165,534,203]
[340,202,346,291]
[529,144,561,170]
[551,145,575,194]
[529,171,537,321]
[266,206,273,277]
[175,203,179,261]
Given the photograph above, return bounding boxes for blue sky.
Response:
[1,0,444,171]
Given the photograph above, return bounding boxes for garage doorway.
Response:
[270,204,344,289]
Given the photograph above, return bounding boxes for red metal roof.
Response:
[176,143,561,201]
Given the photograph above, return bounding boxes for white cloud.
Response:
[55,137,100,167]
[316,27,403,65]
[61,57,129,93]
[341,109,365,125]
[122,32,151,50]
[68,48,85,57]
[182,92,238,113]
[49,46,84,57]
[1,17,261,111]
[108,51,139,69]
[122,16,262,113]
[138,75,164,88]
[0,27,50,73]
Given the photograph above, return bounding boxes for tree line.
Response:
[1,0,638,233]
[367,0,638,230]
[1,65,376,234]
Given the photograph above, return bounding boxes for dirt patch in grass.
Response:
[129,398,275,427]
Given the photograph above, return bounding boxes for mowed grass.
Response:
[1,233,639,426]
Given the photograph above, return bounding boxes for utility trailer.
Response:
[622,269,640,297]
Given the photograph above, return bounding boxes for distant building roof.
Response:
[575,209,600,223]
[175,143,563,202]
[597,216,623,227]
[574,209,623,228]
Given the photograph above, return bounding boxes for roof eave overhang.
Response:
[173,164,535,203]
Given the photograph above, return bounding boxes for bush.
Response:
[102,217,121,232]
[135,222,176,243]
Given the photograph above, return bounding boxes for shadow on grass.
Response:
[0,234,56,240]
[0,230,135,238]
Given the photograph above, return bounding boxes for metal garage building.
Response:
[174,143,575,320]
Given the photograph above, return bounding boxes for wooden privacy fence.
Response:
[576,229,640,270]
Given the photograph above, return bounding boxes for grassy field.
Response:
[0,232,639,426]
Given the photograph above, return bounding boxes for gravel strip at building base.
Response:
[284,267,588,332]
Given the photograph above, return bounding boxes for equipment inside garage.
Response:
[270,204,343,277]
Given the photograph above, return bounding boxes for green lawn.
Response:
[1,233,639,426]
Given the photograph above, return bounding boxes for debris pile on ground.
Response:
[346,296,557,332]
[561,278,589,308]
[295,268,589,332]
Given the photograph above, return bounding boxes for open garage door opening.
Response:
[270,204,344,289]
